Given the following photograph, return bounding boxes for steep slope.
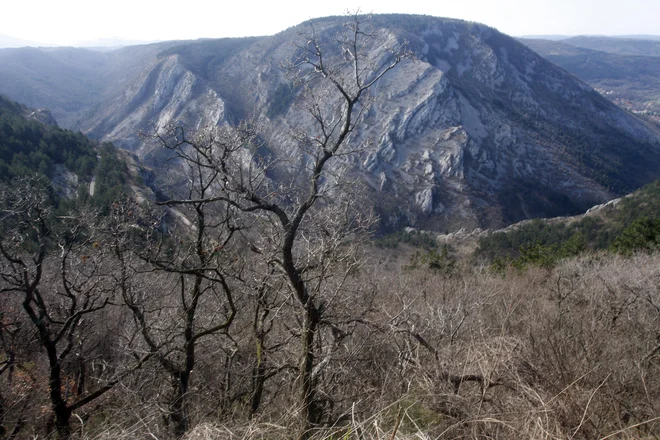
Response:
[82,38,260,149]
[473,177,660,265]
[2,15,660,231]
[0,94,97,192]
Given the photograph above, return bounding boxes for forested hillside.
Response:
[0,95,96,181]
[475,178,660,268]
[0,95,144,210]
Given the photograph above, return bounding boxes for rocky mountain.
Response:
[2,15,660,231]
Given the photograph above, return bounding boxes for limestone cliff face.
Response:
[3,15,660,230]
[89,54,227,156]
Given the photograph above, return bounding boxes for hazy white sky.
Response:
[4,0,659,45]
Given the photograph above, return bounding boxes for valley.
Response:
[1,13,660,440]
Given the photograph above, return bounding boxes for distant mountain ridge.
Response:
[0,33,159,49]
[1,15,660,231]
[560,36,660,56]
[520,37,660,119]
[519,35,660,43]
[0,34,47,48]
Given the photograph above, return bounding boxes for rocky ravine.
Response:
[2,15,660,231]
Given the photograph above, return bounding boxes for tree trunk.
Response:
[298,301,321,440]
[250,299,270,418]
[50,363,71,439]
[250,343,266,418]
[169,372,190,439]
[76,355,86,397]
[53,404,71,440]
[45,338,71,439]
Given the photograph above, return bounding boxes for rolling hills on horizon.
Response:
[520,37,660,124]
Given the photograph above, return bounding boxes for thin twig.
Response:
[570,373,610,439]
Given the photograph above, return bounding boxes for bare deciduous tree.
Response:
[110,141,241,437]
[0,177,147,439]
[154,13,408,438]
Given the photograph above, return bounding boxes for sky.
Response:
[3,0,659,46]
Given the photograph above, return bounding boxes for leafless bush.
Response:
[16,249,655,440]
[324,253,660,439]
